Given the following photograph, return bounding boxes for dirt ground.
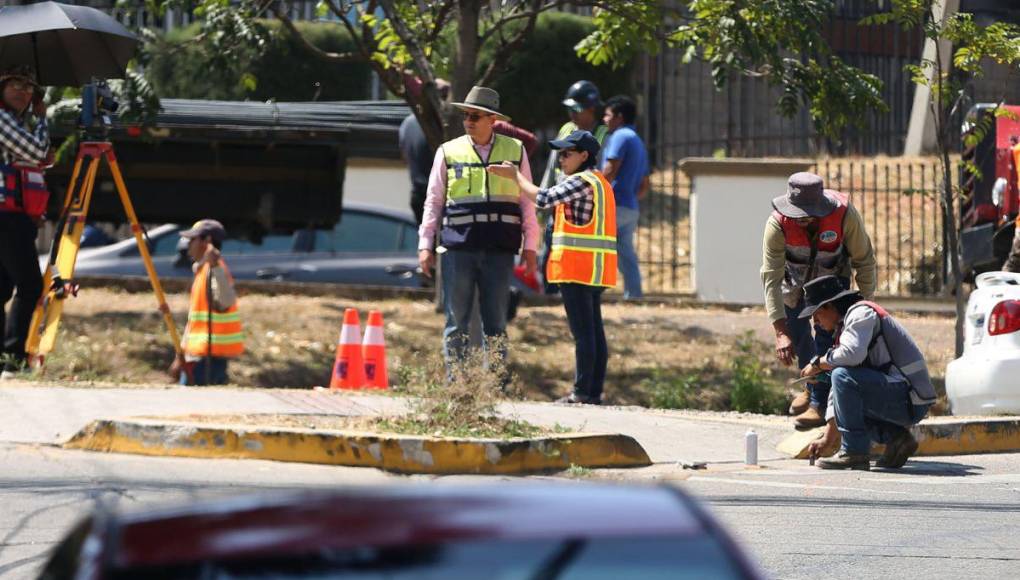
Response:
[31,287,956,413]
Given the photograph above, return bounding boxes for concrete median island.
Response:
[64,414,653,475]
[777,416,1020,459]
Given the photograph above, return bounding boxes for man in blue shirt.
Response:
[602,96,649,299]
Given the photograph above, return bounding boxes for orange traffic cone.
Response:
[362,310,389,389]
[330,308,365,389]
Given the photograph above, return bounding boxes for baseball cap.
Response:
[549,130,601,159]
[180,219,226,243]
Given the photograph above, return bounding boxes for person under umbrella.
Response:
[0,66,50,379]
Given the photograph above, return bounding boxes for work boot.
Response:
[794,406,825,429]
[876,428,919,469]
[817,451,871,470]
[789,388,811,416]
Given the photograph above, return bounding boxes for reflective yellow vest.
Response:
[441,134,525,251]
[184,261,244,358]
[547,170,617,287]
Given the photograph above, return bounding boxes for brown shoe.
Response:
[794,406,825,429]
[876,429,918,469]
[818,452,870,470]
[789,388,811,416]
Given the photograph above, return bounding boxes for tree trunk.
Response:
[453,0,481,104]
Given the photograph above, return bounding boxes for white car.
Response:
[946,271,1020,415]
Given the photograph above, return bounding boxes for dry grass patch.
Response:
[26,287,957,414]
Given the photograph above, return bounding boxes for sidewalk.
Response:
[0,382,790,465]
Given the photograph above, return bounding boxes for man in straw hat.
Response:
[761,171,877,428]
[799,275,935,470]
[417,86,538,376]
[0,65,50,379]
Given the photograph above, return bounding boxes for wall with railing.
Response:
[637,157,948,299]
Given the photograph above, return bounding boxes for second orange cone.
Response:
[362,310,389,389]
[330,308,364,389]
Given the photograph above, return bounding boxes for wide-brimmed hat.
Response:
[180,219,226,244]
[0,65,40,90]
[452,86,510,121]
[772,172,838,219]
[798,275,861,319]
[549,130,600,159]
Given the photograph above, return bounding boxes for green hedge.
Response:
[482,12,635,131]
[146,20,372,101]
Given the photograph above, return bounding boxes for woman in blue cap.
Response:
[489,130,617,404]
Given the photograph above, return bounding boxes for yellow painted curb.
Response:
[777,418,1020,459]
[64,419,652,475]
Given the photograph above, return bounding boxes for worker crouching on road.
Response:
[489,130,616,405]
[801,276,936,470]
[170,220,244,386]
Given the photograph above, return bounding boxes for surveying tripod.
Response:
[25,141,182,367]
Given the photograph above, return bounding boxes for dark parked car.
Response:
[37,483,764,579]
[58,202,423,287]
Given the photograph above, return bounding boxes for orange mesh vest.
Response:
[184,261,244,358]
[547,170,617,287]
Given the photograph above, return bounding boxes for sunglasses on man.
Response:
[462,111,492,122]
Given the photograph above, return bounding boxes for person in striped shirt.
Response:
[0,66,50,379]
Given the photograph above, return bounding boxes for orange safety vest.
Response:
[547,170,617,287]
[184,261,244,358]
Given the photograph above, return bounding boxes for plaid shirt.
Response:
[0,109,49,166]
[535,174,594,225]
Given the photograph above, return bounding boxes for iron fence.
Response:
[634,157,948,298]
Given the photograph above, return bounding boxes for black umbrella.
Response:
[0,1,138,87]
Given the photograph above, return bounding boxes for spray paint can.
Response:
[745,429,758,466]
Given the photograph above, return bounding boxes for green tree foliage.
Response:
[862,1,1020,355]
[584,0,888,140]
[146,20,372,101]
[153,0,661,148]
[482,13,634,130]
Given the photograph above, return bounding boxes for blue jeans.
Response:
[560,284,608,402]
[180,357,229,386]
[830,366,931,454]
[785,301,835,411]
[442,249,514,368]
[615,206,642,299]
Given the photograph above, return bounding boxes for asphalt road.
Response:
[682,454,1020,579]
[1,442,1017,579]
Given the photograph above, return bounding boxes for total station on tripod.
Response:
[79,79,120,139]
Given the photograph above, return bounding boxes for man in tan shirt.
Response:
[761,172,877,427]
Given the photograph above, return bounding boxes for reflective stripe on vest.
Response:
[848,301,936,405]
[773,191,850,307]
[183,261,244,358]
[444,213,522,226]
[547,170,617,287]
[443,134,523,203]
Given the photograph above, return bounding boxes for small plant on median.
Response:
[381,341,547,439]
[564,463,593,478]
[729,332,786,415]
